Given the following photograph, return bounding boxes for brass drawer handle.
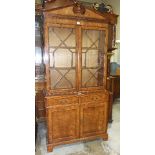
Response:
[92,96,99,101]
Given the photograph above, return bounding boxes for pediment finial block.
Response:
[73,2,86,15]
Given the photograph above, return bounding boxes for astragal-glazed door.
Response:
[80,27,108,91]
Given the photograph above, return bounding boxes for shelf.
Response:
[107,52,114,56]
[49,46,99,50]
[50,67,76,69]
[116,40,120,43]
[49,66,102,69]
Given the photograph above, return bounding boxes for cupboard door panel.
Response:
[80,102,108,138]
[47,105,79,143]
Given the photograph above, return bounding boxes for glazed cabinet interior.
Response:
[41,2,117,152]
[47,26,107,91]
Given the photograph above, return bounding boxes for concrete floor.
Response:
[36,99,120,155]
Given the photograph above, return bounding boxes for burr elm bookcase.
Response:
[38,1,118,152]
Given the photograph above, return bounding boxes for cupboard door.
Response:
[48,26,77,90]
[80,102,108,138]
[81,28,107,89]
[47,105,79,143]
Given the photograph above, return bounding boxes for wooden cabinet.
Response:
[38,0,117,152]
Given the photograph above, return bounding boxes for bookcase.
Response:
[37,0,117,151]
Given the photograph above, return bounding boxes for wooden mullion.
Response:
[98,30,105,86]
[76,26,82,91]
[71,52,73,67]
[103,29,109,89]
[53,50,55,68]
[84,52,86,67]
[44,23,51,91]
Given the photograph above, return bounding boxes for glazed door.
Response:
[46,25,108,93]
[47,25,77,92]
[80,27,108,91]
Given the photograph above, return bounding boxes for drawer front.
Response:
[80,93,109,104]
[46,95,79,107]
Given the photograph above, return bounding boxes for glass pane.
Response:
[82,29,105,88]
[48,27,76,89]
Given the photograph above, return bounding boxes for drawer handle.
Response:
[93,97,99,100]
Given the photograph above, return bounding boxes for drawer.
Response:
[80,93,109,103]
[45,95,79,107]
